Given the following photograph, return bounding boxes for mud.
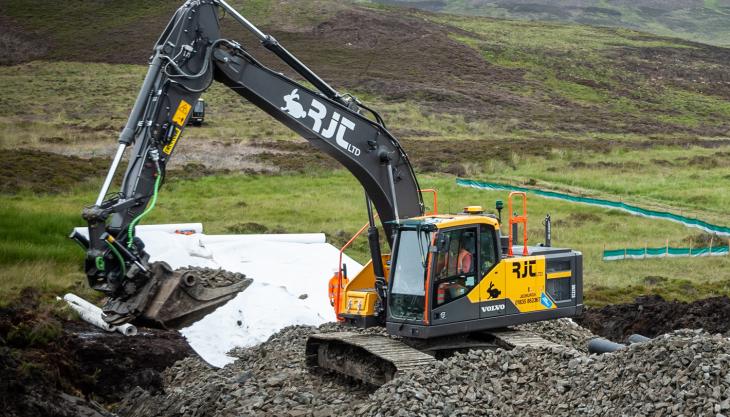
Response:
[0,289,194,417]
[577,294,730,343]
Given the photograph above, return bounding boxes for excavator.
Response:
[72,0,583,384]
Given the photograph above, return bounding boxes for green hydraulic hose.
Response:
[127,164,162,248]
[105,240,127,278]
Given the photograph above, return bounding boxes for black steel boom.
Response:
[78,0,423,323]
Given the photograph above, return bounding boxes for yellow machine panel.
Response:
[339,256,390,319]
[467,255,556,313]
[504,256,553,312]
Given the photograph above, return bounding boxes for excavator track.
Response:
[306,332,436,386]
[306,328,560,386]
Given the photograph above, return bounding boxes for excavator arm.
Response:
[74,0,423,326]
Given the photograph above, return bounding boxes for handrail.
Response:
[334,219,375,318]
[508,191,529,256]
[333,188,438,317]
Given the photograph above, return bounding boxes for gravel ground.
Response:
[118,321,730,417]
[517,318,596,353]
[117,325,373,417]
[365,329,730,416]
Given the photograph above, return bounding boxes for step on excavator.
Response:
[72,0,583,383]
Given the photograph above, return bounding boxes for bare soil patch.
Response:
[577,294,730,342]
[0,149,109,194]
[0,288,194,417]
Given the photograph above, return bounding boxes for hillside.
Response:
[3,0,730,142]
[1,0,730,305]
[373,0,730,46]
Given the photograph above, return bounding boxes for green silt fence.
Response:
[456,178,730,237]
[602,246,729,261]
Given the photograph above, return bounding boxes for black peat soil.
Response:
[0,288,195,417]
[577,294,730,343]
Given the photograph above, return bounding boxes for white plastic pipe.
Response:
[63,294,138,336]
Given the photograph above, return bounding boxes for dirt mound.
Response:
[577,294,730,342]
[0,289,194,417]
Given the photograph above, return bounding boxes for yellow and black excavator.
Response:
[72,0,583,384]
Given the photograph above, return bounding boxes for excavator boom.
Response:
[75,0,423,326]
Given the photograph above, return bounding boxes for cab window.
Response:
[433,227,477,307]
[479,224,498,275]
[389,228,431,320]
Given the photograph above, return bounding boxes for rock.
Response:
[117,321,730,417]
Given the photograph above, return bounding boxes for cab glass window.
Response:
[389,229,431,320]
[479,224,498,275]
[432,227,477,307]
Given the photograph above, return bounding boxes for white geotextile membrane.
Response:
[76,225,363,367]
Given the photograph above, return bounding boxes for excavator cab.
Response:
[334,206,583,339]
[309,205,583,384]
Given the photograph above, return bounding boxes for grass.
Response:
[475,146,730,224]
[2,2,730,309]
[373,0,730,46]
[2,170,729,307]
[2,57,730,307]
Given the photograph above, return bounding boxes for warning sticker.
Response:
[172,100,192,126]
[163,127,182,155]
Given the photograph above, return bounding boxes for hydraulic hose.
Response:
[105,240,127,279]
[127,162,162,248]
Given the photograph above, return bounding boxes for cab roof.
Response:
[396,213,500,230]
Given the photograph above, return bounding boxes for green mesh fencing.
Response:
[456,178,730,237]
[602,246,729,261]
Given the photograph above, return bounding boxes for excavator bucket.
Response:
[140,265,252,329]
[102,262,252,329]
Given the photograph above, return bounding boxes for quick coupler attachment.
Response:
[100,233,148,273]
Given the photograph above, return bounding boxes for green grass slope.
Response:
[3,0,730,141]
[1,0,729,305]
[372,0,730,46]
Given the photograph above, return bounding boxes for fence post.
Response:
[665,239,669,257]
[710,236,714,257]
[689,239,693,257]
[644,242,647,259]
[624,247,627,261]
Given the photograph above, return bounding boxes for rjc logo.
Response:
[512,260,538,279]
[281,89,361,157]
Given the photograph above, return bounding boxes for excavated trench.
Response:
[577,294,730,342]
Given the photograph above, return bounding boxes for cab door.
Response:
[477,224,506,319]
[430,227,480,325]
